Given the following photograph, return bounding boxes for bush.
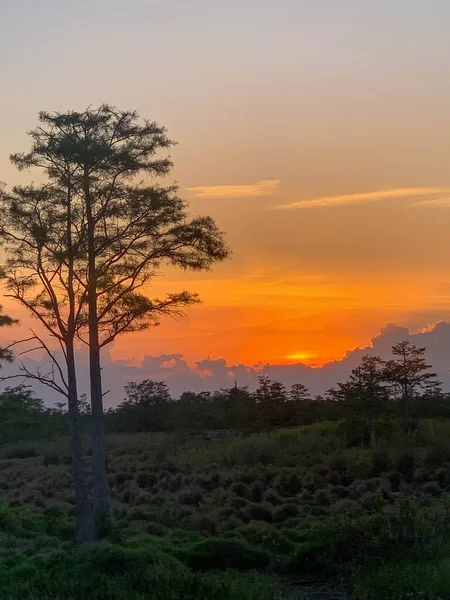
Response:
[248,482,264,502]
[186,514,217,535]
[244,503,273,523]
[273,503,299,522]
[225,437,279,467]
[422,482,442,497]
[396,450,415,479]
[371,447,391,475]
[115,472,135,486]
[3,447,38,459]
[424,443,450,468]
[386,471,402,491]
[274,471,302,496]
[185,537,271,571]
[136,471,156,489]
[432,467,449,486]
[230,497,248,510]
[314,488,332,506]
[145,522,167,536]
[178,488,204,506]
[230,482,248,498]
[43,453,60,466]
[236,522,295,557]
[263,489,282,506]
[216,516,243,534]
[352,556,450,600]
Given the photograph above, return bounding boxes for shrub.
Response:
[197,473,221,491]
[422,481,442,497]
[424,443,450,468]
[185,537,271,571]
[360,491,382,510]
[225,437,279,467]
[4,447,38,459]
[136,471,156,489]
[274,471,302,496]
[43,453,60,466]
[273,503,299,522]
[145,522,167,536]
[248,482,264,502]
[396,450,415,479]
[186,514,217,535]
[128,507,153,521]
[244,503,273,523]
[328,453,348,473]
[348,481,367,500]
[371,447,391,475]
[432,467,448,486]
[216,516,243,534]
[364,478,382,493]
[230,497,248,510]
[168,473,184,492]
[326,470,342,485]
[331,499,362,516]
[346,453,373,480]
[263,489,282,506]
[115,472,135,486]
[230,482,248,498]
[352,556,450,600]
[236,522,295,557]
[386,471,402,491]
[178,487,204,506]
[413,468,428,484]
[332,485,349,499]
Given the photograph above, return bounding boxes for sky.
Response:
[2,0,450,395]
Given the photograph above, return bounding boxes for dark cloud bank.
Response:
[2,322,450,408]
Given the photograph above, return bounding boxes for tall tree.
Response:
[254,375,288,429]
[118,380,172,431]
[331,355,389,446]
[289,383,311,403]
[10,104,229,521]
[384,341,440,431]
[0,183,95,543]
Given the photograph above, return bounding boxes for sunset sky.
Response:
[2,0,450,374]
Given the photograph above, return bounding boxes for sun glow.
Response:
[285,351,318,362]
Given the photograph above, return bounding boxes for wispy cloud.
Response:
[271,187,450,210]
[413,197,450,208]
[187,179,281,199]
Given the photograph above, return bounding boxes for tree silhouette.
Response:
[331,355,389,446]
[8,104,229,521]
[289,383,311,403]
[0,182,95,542]
[384,341,441,431]
[254,375,288,430]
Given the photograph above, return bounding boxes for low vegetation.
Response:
[0,341,448,598]
[1,405,450,598]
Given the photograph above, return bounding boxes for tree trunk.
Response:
[89,331,110,520]
[84,168,111,523]
[67,343,95,543]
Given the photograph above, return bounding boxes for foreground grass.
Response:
[352,555,450,600]
[0,540,281,600]
[1,422,450,598]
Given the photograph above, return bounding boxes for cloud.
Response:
[187,179,281,199]
[4,321,450,407]
[413,197,450,208]
[272,187,450,210]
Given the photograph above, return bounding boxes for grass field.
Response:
[1,421,450,598]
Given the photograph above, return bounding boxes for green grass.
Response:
[352,555,450,600]
[0,421,450,598]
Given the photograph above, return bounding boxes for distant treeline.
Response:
[0,341,449,446]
